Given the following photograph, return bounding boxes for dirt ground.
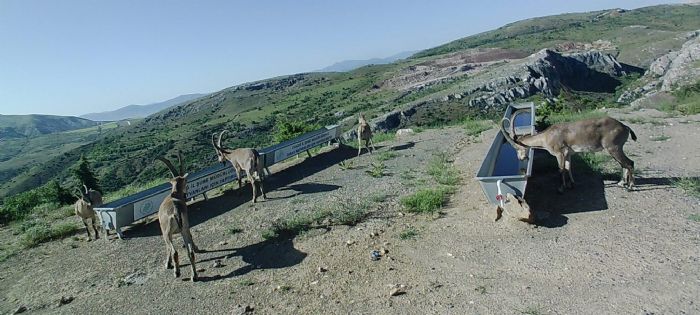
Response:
[0,108,698,314]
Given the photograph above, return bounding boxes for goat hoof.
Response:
[175,270,181,278]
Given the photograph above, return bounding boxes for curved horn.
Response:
[211,133,221,154]
[156,157,178,178]
[217,130,229,150]
[177,150,184,176]
[83,184,89,194]
[500,118,524,149]
[74,188,84,199]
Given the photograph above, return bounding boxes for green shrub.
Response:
[19,222,80,249]
[273,120,320,143]
[427,153,460,186]
[400,187,454,214]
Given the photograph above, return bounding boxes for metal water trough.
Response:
[94,124,342,239]
[475,102,536,206]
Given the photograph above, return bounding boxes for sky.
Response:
[0,0,681,117]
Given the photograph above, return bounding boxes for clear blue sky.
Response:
[0,0,679,116]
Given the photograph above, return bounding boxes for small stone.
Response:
[218,241,228,246]
[369,232,379,237]
[233,304,254,314]
[310,280,319,285]
[380,248,388,255]
[58,296,74,307]
[318,266,327,273]
[212,260,224,268]
[346,240,355,246]
[13,306,27,314]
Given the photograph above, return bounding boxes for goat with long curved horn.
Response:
[155,152,198,281]
[500,110,637,193]
[212,129,267,203]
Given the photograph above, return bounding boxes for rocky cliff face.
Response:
[617,30,700,104]
[364,49,633,134]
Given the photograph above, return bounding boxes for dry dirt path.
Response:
[0,109,698,314]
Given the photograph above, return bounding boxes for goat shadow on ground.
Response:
[525,151,609,228]
[122,145,358,238]
[194,237,307,282]
[390,141,416,151]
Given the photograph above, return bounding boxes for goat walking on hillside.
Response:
[357,113,375,156]
[74,185,103,240]
[501,113,637,193]
[212,130,267,203]
[156,152,199,282]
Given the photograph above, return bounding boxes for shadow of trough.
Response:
[525,151,608,228]
[123,145,357,238]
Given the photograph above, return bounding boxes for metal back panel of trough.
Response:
[475,102,535,205]
[95,124,340,231]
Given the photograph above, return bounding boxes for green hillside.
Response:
[2,4,700,201]
[0,114,99,139]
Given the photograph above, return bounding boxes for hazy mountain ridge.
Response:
[80,93,207,121]
[316,51,417,72]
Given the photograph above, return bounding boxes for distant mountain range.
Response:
[0,114,99,139]
[316,51,417,72]
[80,93,207,121]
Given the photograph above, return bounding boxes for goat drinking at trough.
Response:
[500,112,637,193]
[156,152,199,282]
[212,130,267,203]
[357,113,375,156]
[73,185,102,240]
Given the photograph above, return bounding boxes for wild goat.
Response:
[212,130,267,203]
[357,113,375,156]
[156,152,198,282]
[73,185,102,240]
[501,113,637,193]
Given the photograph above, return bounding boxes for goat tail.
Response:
[626,125,637,141]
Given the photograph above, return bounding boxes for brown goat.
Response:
[212,130,267,203]
[357,113,375,156]
[156,152,198,282]
[501,113,637,193]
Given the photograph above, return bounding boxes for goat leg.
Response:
[82,220,92,240]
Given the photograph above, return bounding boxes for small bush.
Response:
[399,227,419,240]
[372,132,395,144]
[366,162,388,178]
[463,120,492,136]
[400,187,454,214]
[273,120,320,143]
[673,177,700,198]
[19,222,80,249]
[427,153,460,186]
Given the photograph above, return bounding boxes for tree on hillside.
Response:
[72,155,102,193]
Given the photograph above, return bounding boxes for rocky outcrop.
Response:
[617,30,700,104]
[361,49,633,134]
[654,30,700,91]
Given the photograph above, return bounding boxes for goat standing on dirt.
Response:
[212,130,267,203]
[74,185,102,240]
[156,152,199,282]
[500,114,637,193]
[357,113,375,156]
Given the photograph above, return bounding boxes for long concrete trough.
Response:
[94,124,342,239]
[475,102,536,206]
